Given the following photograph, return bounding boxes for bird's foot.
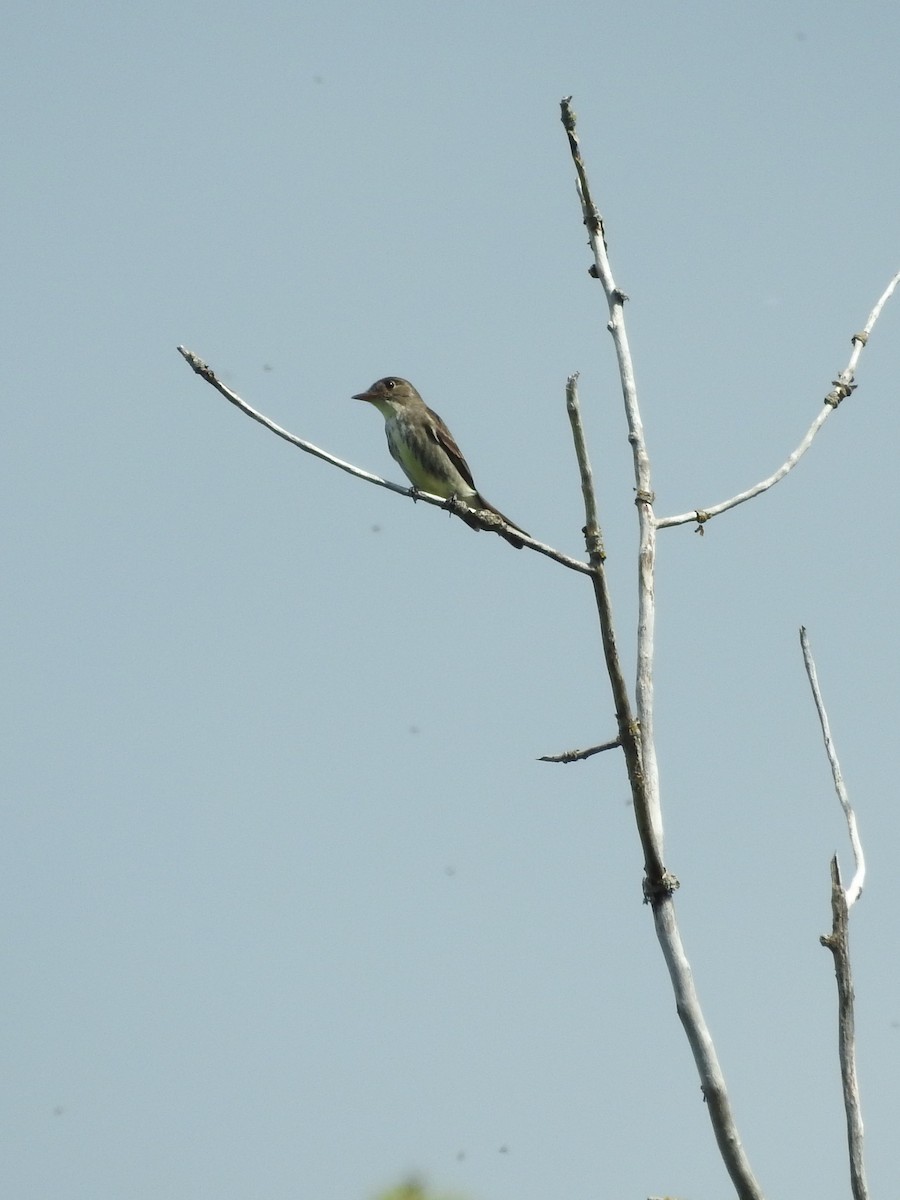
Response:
[441,493,466,519]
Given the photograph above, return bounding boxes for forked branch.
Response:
[560,95,764,1200]
[801,627,868,1200]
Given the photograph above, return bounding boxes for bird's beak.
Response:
[352,389,375,402]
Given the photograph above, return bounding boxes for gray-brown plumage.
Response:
[352,377,528,548]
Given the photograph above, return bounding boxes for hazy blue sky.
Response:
[4,2,899,1197]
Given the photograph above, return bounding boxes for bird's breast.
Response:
[384,413,473,500]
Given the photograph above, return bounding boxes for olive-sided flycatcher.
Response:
[352,377,528,548]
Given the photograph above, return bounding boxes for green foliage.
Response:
[373,1177,471,1200]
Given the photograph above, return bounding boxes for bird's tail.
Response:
[463,495,528,549]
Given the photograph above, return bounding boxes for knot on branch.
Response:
[824,374,856,408]
[643,871,680,906]
[582,524,605,560]
[178,347,216,383]
[586,207,604,238]
[851,330,869,347]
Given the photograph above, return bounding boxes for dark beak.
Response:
[352,390,375,402]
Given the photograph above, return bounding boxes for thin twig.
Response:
[565,373,603,558]
[538,738,621,764]
[177,346,409,490]
[657,270,900,530]
[176,346,592,576]
[799,627,865,906]
[820,858,869,1200]
[561,97,765,1200]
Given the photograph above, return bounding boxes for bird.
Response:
[352,377,528,548]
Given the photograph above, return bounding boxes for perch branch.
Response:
[176,346,592,576]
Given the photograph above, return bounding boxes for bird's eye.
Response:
[385,378,396,389]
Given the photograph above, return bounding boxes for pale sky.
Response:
[3,2,900,1198]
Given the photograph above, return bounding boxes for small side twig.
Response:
[656,270,900,530]
[538,738,621,764]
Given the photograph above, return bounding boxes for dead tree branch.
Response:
[560,95,765,1200]
[801,627,868,1200]
[176,346,592,576]
[657,273,900,531]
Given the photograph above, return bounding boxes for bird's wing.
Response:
[424,405,477,490]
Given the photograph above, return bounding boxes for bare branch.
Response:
[802,628,868,1194]
[654,904,766,1200]
[657,270,900,530]
[565,373,603,558]
[178,345,409,493]
[176,346,592,576]
[561,97,765,1200]
[820,858,869,1200]
[799,627,865,906]
[538,738,621,764]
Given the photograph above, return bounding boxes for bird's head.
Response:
[352,377,421,415]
